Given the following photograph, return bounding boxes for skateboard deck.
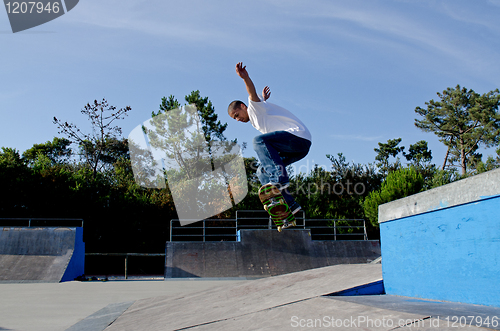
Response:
[258,183,296,232]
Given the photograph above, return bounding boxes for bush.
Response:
[363,167,424,227]
[428,168,460,189]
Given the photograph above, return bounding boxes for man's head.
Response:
[228,100,250,123]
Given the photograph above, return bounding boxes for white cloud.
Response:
[66,1,499,66]
[67,1,236,45]
[39,0,500,86]
[277,0,500,83]
[438,1,500,33]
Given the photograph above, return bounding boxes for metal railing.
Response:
[305,219,368,241]
[85,253,165,279]
[0,218,84,228]
[170,211,367,241]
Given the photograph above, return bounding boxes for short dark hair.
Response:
[227,100,245,114]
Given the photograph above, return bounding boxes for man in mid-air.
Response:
[228,62,312,215]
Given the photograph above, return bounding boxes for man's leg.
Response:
[253,131,311,212]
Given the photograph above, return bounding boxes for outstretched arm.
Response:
[235,62,260,102]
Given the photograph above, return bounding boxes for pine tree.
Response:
[415,85,500,175]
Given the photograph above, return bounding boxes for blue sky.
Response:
[1,0,500,174]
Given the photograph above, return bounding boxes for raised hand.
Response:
[236,62,249,80]
[235,62,260,102]
[262,86,271,101]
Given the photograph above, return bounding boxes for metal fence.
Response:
[170,210,367,241]
[85,253,165,279]
[0,215,367,278]
[0,218,84,227]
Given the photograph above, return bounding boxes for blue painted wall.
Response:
[381,195,500,307]
[61,227,85,282]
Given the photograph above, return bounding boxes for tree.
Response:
[0,147,24,167]
[22,137,72,165]
[154,91,230,144]
[289,153,380,220]
[185,90,229,143]
[148,103,209,181]
[0,148,31,216]
[374,138,404,175]
[402,140,436,188]
[53,99,131,179]
[415,85,500,175]
[148,91,234,180]
[142,91,241,220]
[403,140,432,168]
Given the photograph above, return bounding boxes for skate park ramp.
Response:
[67,263,500,331]
[95,264,385,331]
[0,227,85,282]
[165,229,381,278]
[379,167,500,307]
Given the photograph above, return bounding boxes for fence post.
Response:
[125,255,128,280]
[363,220,368,240]
[334,220,337,241]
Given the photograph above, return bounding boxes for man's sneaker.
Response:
[288,202,302,215]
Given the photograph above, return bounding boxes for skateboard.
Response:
[258,183,296,232]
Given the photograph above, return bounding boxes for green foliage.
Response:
[475,147,500,174]
[4,86,500,256]
[415,85,500,175]
[0,147,24,167]
[156,91,230,144]
[363,167,424,227]
[428,168,461,189]
[79,137,129,173]
[147,92,242,219]
[53,98,131,179]
[149,104,209,181]
[374,138,435,189]
[374,138,404,175]
[185,90,229,143]
[282,153,382,238]
[204,156,262,219]
[402,140,436,189]
[22,137,72,165]
[0,148,31,215]
[403,140,432,167]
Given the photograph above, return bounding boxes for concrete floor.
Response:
[1,264,499,331]
[0,278,247,331]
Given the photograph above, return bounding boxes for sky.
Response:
[1,0,500,175]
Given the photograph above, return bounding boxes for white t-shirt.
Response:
[247,97,312,141]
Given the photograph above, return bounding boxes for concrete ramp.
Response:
[0,227,85,283]
[105,264,383,331]
[166,229,381,278]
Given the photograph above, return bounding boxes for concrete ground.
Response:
[1,264,499,331]
[0,278,248,331]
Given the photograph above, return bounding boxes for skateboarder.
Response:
[228,62,312,215]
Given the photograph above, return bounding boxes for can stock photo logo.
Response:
[3,0,79,33]
[128,105,248,226]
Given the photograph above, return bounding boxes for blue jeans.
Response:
[253,131,311,207]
